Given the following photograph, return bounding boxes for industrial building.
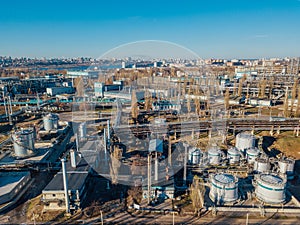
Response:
[152,100,181,112]
[46,86,75,97]
[94,81,124,97]
[42,155,91,211]
[0,172,31,206]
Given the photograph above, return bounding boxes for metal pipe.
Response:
[61,158,70,213]
[183,144,187,186]
[155,152,158,181]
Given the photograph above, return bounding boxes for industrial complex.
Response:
[0,57,300,224]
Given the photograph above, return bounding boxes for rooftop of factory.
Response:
[0,171,30,196]
[43,157,90,192]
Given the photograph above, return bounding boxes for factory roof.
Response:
[0,171,30,195]
[43,157,90,192]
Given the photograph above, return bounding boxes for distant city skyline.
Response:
[0,0,299,59]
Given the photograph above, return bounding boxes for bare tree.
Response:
[74,77,84,96]
[260,79,267,98]
[144,90,152,111]
[237,76,246,97]
[131,90,138,122]
[295,86,300,117]
[283,87,289,117]
[224,88,230,110]
[290,78,298,114]
[190,175,205,216]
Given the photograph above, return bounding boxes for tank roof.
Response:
[228,147,240,155]
[208,147,221,155]
[214,173,235,184]
[260,174,283,184]
[237,132,256,139]
[16,129,33,135]
[246,148,260,155]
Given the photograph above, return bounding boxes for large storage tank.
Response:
[208,147,222,165]
[78,122,87,139]
[246,148,260,164]
[43,113,59,131]
[278,157,295,179]
[12,128,35,158]
[254,158,270,173]
[235,133,256,152]
[253,173,286,204]
[227,147,241,164]
[209,173,239,204]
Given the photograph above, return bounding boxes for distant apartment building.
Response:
[66,70,99,79]
[46,87,75,96]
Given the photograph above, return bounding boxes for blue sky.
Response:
[0,0,299,59]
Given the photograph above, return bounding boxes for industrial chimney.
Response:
[61,158,70,213]
[70,149,77,168]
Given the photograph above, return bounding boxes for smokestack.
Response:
[61,158,70,213]
[76,133,79,152]
[70,149,77,168]
[107,120,110,141]
[103,128,107,152]
[183,143,188,187]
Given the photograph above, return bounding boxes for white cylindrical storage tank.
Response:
[253,173,286,204]
[12,128,35,158]
[254,158,270,173]
[278,158,295,179]
[235,133,256,152]
[43,113,59,131]
[246,148,260,164]
[78,122,87,139]
[191,149,201,165]
[227,147,240,165]
[209,173,239,204]
[208,147,222,165]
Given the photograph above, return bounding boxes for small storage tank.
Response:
[209,173,239,204]
[208,147,222,165]
[235,133,256,152]
[254,158,270,173]
[43,113,59,131]
[246,148,260,164]
[278,158,295,179]
[78,122,87,139]
[253,173,286,204]
[227,147,241,164]
[12,128,35,158]
[190,149,201,165]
